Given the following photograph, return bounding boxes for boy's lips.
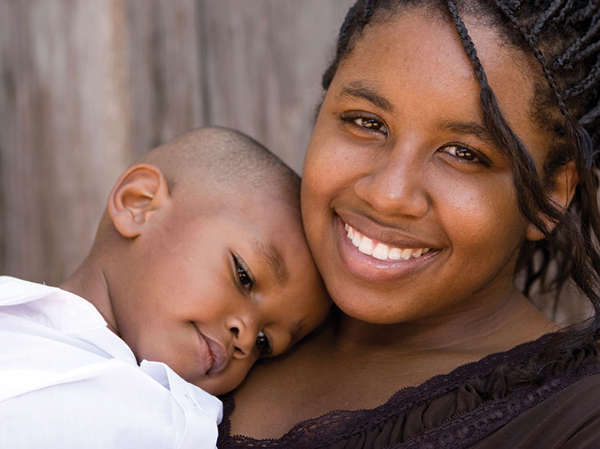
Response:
[193,325,228,375]
[203,335,228,375]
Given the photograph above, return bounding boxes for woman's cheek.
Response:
[437,176,525,254]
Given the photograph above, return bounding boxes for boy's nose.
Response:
[227,316,258,359]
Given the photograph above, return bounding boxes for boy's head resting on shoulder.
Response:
[63,127,330,395]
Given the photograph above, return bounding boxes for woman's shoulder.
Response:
[469,371,600,449]
[219,331,600,449]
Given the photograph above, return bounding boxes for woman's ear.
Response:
[107,164,170,238]
[526,161,578,241]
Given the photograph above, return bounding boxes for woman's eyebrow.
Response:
[339,82,394,112]
[439,120,496,143]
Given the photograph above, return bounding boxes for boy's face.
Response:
[112,190,330,395]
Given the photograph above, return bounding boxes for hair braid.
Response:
[565,54,600,98]
[506,0,523,11]
[553,11,600,69]
[553,0,577,24]
[566,0,599,25]
[492,0,571,119]
[571,39,600,64]
[532,0,567,37]
[446,0,488,84]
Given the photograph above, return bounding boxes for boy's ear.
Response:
[107,164,170,238]
[526,161,578,241]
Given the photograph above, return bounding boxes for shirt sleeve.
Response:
[0,359,220,449]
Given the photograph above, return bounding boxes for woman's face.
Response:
[301,8,553,324]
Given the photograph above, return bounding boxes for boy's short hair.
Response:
[143,127,300,203]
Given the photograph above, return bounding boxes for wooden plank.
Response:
[124,0,204,159]
[198,0,355,173]
[0,0,132,283]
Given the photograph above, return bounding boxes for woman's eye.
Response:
[341,113,388,136]
[443,145,482,163]
[354,117,387,132]
[233,254,254,290]
[255,331,272,357]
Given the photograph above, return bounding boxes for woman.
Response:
[219,1,600,447]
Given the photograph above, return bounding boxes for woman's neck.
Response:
[332,286,558,356]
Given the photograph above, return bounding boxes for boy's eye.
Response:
[255,331,272,357]
[232,253,254,290]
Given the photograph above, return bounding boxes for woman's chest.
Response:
[227,348,477,439]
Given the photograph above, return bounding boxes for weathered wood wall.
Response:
[0,0,354,285]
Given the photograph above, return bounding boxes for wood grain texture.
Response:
[124,0,204,159]
[199,0,354,173]
[0,0,131,283]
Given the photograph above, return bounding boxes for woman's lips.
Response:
[334,214,440,282]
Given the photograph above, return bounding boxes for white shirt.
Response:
[0,276,222,449]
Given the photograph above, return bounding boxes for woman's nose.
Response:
[353,155,430,218]
[227,315,258,359]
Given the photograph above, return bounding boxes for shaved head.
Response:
[142,127,300,207]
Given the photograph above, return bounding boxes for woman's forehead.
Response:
[338,8,529,87]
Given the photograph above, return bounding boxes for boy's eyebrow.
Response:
[339,81,394,112]
[253,241,288,284]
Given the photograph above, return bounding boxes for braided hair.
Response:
[321,0,600,342]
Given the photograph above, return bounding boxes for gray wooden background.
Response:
[0,0,354,285]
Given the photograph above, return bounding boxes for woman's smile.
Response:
[334,212,442,283]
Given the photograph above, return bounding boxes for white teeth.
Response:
[400,249,412,260]
[344,223,432,262]
[372,243,389,260]
[358,237,374,255]
[389,248,403,260]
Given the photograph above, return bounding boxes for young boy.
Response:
[0,127,330,449]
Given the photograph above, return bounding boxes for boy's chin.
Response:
[192,371,247,396]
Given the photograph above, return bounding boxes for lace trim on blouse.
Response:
[219,331,600,449]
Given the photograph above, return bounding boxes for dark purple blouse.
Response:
[218,332,600,449]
